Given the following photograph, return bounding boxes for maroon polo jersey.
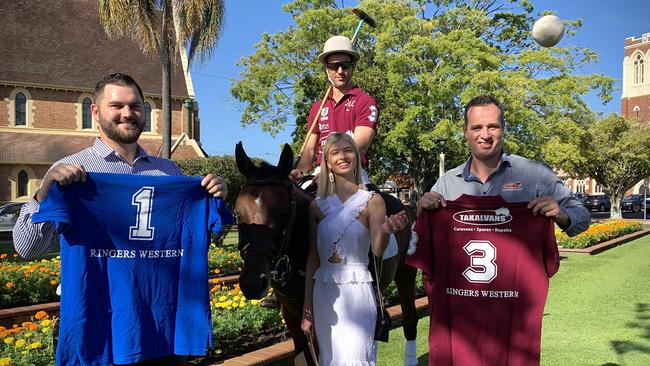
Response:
[307,86,378,166]
[407,195,558,366]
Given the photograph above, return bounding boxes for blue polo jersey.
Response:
[32,172,233,366]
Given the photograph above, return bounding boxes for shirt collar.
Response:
[328,86,360,101]
[459,152,511,181]
[92,138,150,162]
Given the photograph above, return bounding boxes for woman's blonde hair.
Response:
[317,132,366,197]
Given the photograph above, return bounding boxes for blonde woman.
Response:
[300,133,408,365]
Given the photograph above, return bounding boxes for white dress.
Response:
[313,190,378,366]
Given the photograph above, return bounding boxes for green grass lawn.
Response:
[378,237,650,365]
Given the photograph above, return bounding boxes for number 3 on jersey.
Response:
[129,187,155,240]
[462,240,497,283]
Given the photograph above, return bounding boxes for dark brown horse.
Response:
[234,142,418,365]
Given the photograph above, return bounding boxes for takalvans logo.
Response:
[453,207,512,226]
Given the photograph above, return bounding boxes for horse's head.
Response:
[235,142,295,299]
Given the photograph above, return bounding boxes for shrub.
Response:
[0,311,57,366]
[209,284,284,359]
[177,155,263,210]
[0,256,60,308]
[208,244,242,276]
[556,220,643,249]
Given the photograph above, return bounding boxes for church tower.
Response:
[622,33,650,122]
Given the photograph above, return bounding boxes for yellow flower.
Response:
[213,268,221,274]
[0,357,11,366]
[239,301,246,308]
[41,319,51,327]
[218,296,227,302]
[50,280,58,286]
[24,332,32,338]
[14,339,25,348]
[26,341,42,350]
[3,337,14,344]
[233,295,240,301]
[41,327,50,334]
[250,300,260,305]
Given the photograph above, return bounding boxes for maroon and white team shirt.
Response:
[407,194,559,366]
[307,86,378,166]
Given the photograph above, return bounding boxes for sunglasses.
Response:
[326,62,354,71]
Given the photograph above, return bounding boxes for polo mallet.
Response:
[294,8,377,168]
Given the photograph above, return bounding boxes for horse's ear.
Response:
[277,143,294,177]
[235,141,257,178]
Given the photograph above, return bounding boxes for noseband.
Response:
[238,179,297,287]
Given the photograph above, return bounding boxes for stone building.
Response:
[1,1,207,203]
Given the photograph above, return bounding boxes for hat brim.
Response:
[318,50,360,64]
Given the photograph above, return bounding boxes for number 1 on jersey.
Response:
[130,187,155,240]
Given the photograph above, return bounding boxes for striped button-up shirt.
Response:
[13,138,184,258]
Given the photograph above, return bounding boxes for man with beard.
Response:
[290,35,379,184]
[13,73,227,366]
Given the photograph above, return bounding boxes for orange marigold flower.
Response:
[50,280,58,286]
[0,254,7,259]
[5,283,14,289]
[34,311,48,320]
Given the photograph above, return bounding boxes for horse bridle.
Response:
[237,179,297,287]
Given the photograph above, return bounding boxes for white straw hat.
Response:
[318,35,360,64]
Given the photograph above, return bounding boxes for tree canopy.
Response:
[231,0,613,192]
[545,114,650,218]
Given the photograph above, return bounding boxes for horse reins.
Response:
[237,179,297,287]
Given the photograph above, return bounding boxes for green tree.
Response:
[231,0,613,193]
[99,0,225,158]
[544,114,650,219]
[176,155,262,209]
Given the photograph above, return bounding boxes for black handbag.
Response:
[373,254,391,342]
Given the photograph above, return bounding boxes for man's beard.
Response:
[98,113,144,144]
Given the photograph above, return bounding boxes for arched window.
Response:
[634,106,640,118]
[82,98,93,129]
[634,54,645,84]
[18,170,28,197]
[15,93,26,126]
[144,102,152,132]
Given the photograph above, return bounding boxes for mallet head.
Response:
[352,8,376,28]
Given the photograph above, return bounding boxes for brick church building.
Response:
[564,32,650,195]
[1,1,207,203]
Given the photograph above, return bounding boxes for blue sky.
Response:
[189,0,650,160]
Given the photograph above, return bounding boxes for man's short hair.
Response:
[463,95,505,127]
[94,73,144,103]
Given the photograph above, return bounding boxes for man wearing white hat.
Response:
[290,35,378,184]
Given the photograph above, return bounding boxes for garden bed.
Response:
[556,220,644,250]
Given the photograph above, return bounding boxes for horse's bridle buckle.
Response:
[270,255,291,286]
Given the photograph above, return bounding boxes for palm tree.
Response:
[98,0,225,158]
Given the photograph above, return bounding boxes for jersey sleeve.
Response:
[354,94,379,129]
[406,211,434,277]
[208,198,234,234]
[31,183,71,233]
[543,219,560,277]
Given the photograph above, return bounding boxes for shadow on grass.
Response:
[602,303,650,366]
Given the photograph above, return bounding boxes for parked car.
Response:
[584,195,611,212]
[0,202,26,241]
[621,194,645,213]
[571,193,589,205]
